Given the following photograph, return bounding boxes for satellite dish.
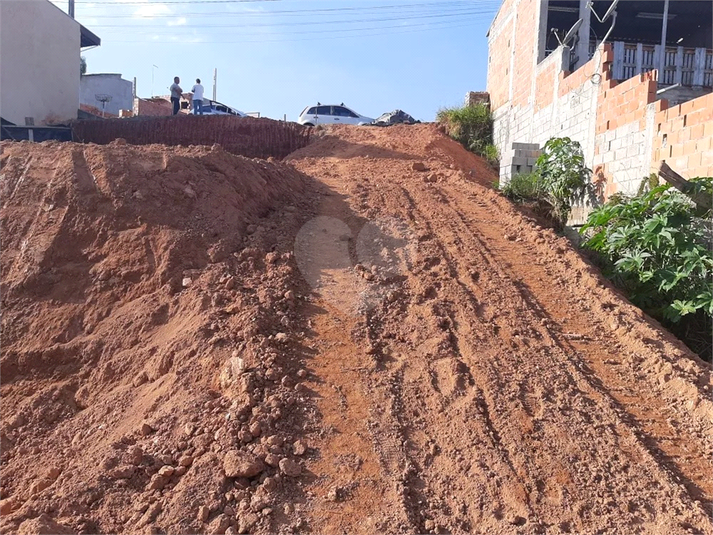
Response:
[557,18,583,47]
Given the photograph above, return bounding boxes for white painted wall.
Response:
[0,0,80,125]
[593,103,657,195]
[493,46,601,183]
[80,74,133,116]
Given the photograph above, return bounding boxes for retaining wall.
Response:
[72,115,311,159]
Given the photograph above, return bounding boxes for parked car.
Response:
[297,103,373,126]
[200,99,246,117]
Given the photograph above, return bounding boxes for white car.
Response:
[297,103,373,126]
[200,99,246,117]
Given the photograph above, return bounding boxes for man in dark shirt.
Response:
[170,77,182,115]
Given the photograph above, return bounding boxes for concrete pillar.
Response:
[576,0,591,69]
[658,0,670,76]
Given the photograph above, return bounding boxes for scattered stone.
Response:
[140,423,155,436]
[225,527,238,535]
[238,512,259,534]
[279,458,301,477]
[182,277,193,288]
[262,476,278,492]
[207,514,231,535]
[249,421,262,438]
[412,161,428,172]
[250,491,272,512]
[281,376,294,389]
[198,505,210,522]
[284,290,295,301]
[109,465,136,479]
[128,446,144,465]
[223,450,265,478]
[424,519,435,531]
[326,487,341,502]
[147,474,167,491]
[158,465,175,478]
[266,435,283,447]
[175,466,187,477]
[238,428,253,443]
[261,508,273,516]
[274,333,288,343]
[296,369,307,379]
[283,503,294,515]
[264,453,280,468]
[178,455,193,467]
[292,440,307,456]
[224,505,235,517]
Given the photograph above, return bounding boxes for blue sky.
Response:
[53,0,499,121]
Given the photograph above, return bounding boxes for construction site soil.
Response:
[0,124,711,535]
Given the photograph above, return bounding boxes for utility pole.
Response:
[658,0,670,79]
[152,65,158,97]
[68,0,75,18]
[213,68,217,101]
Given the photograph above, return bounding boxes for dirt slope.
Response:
[1,126,712,535]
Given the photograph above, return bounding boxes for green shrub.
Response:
[580,178,713,358]
[536,137,594,227]
[501,172,544,201]
[437,104,495,163]
[501,137,594,228]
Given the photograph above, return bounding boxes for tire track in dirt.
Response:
[288,124,713,534]
[437,180,713,508]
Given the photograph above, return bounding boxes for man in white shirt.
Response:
[191,79,205,115]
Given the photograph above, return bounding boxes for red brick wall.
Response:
[487,17,514,109]
[511,0,538,107]
[595,70,657,136]
[134,98,173,117]
[72,116,311,160]
[653,93,713,179]
[535,61,555,111]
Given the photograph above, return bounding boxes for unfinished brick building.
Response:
[487,0,713,199]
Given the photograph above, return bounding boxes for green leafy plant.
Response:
[501,137,595,228]
[501,172,544,201]
[535,137,595,228]
[580,178,713,358]
[437,104,497,166]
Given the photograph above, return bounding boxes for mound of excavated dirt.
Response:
[1,123,712,535]
[0,140,315,534]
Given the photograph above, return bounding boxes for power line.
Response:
[83,2,487,18]
[107,18,482,43]
[89,8,497,28]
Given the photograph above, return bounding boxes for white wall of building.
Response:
[0,0,80,125]
[80,74,133,116]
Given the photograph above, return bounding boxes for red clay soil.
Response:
[1,125,712,535]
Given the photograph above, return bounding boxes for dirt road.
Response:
[1,125,711,534]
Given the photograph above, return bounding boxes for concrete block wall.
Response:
[652,92,713,179]
[490,18,712,197]
[592,71,659,195]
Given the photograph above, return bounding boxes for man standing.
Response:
[170,76,182,115]
[191,78,204,115]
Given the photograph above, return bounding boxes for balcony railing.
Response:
[610,41,712,87]
[562,41,712,88]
